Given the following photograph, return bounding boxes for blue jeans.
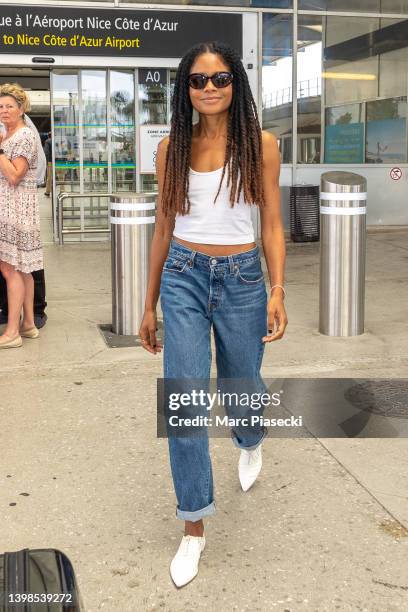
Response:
[160,239,268,522]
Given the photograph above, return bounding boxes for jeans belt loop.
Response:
[228,255,234,275]
[189,250,197,268]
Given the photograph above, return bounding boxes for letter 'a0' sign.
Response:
[139,68,166,86]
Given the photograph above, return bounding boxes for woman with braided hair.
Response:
[139,41,287,587]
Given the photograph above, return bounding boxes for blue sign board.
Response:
[324,123,364,164]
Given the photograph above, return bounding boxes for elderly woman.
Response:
[0,83,43,348]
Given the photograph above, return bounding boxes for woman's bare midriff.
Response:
[173,236,257,256]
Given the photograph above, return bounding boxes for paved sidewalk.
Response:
[1,230,407,611]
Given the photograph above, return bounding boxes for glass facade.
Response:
[82,70,108,192]
[296,15,408,164]
[51,68,173,236]
[11,0,408,242]
[299,0,408,13]
[45,1,408,188]
[262,13,293,163]
[139,69,178,192]
[139,70,169,193]
[122,1,292,6]
[110,70,136,192]
[33,1,408,172]
[52,71,80,195]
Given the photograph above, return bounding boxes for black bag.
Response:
[0,549,83,611]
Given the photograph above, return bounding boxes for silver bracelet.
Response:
[270,284,286,298]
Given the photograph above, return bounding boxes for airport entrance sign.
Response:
[0,6,242,58]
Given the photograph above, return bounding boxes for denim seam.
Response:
[170,249,260,268]
[186,257,260,273]
[205,333,213,512]
[256,341,268,443]
[236,271,265,285]
[163,266,188,274]
[255,340,265,376]
[168,251,189,261]
[204,460,211,512]
[170,239,259,261]
[229,341,268,452]
[234,255,259,265]
[235,256,264,284]
[163,258,190,274]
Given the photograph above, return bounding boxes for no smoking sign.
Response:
[390,167,402,180]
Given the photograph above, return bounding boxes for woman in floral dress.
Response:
[0,83,43,348]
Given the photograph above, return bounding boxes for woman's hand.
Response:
[139,309,163,355]
[262,289,288,343]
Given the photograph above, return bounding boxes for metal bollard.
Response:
[319,171,367,336]
[110,192,156,335]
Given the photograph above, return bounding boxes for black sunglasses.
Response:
[188,72,234,90]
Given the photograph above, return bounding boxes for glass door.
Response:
[82,70,108,193]
[52,71,80,195]
[51,67,173,242]
[111,70,136,193]
[138,68,173,193]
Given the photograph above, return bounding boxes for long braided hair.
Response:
[161,41,265,216]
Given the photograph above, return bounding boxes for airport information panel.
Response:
[0,6,242,58]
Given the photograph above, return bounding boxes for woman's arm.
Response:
[139,136,176,354]
[259,130,288,342]
[0,133,31,186]
[0,152,29,186]
[144,136,175,311]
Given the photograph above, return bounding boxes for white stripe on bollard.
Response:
[320,206,366,216]
[320,192,367,201]
[110,202,156,211]
[110,216,156,225]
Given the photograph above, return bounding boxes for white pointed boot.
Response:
[170,535,206,587]
[238,444,262,492]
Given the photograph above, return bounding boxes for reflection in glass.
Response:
[262,14,293,163]
[122,0,292,6]
[139,70,170,182]
[82,70,108,192]
[378,18,408,99]
[325,104,364,163]
[324,17,379,108]
[300,0,378,9]
[111,70,135,192]
[139,78,167,125]
[299,0,408,13]
[170,69,177,114]
[53,71,80,198]
[297,15,406,164]
[366,97,407,163]
[141,174,158,193]
[296,16,323,163]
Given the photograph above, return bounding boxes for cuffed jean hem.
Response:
[176,501,216,522]
[231,426,268,451]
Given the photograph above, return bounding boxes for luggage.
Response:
[0,549,83,611]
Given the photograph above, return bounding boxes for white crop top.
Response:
[173,166,255,245]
